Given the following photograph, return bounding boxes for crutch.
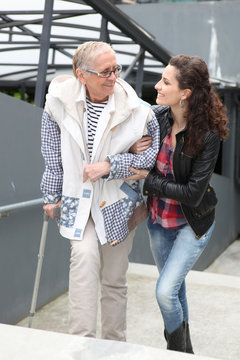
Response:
[28,211,49,328]
[28,206,61,327]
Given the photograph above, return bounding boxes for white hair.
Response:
[72,41,115,78]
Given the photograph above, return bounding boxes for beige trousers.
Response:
[68,216,134,341]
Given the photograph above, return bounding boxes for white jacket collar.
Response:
[48,75,140,127]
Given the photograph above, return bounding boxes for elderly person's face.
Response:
[77,50,118,103]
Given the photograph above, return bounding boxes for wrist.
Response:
[144,170,150,179]
[104,161,110,175]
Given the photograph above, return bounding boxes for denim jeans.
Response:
[147,216,215,334]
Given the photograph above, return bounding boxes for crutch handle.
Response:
[53,206,61,218]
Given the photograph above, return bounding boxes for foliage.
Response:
[1,89,34,104]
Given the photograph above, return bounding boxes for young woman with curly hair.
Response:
[127,54,229,354]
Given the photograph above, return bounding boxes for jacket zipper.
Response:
[181,151,193,159]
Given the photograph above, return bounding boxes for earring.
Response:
[180,99,185,108]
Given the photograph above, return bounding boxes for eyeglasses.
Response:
[85,64,122,78]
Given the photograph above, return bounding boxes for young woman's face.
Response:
[155,65,184,107]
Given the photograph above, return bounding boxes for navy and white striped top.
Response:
[86,97,107,158]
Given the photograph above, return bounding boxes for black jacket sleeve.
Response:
[143,131,220,207]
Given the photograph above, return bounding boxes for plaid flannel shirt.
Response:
[150,133,187,229]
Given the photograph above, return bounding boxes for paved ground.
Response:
[16,240,240,360]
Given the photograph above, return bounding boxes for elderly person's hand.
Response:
[43,199,61,219]
[124,167,149,181]
[83,161,110,183]
[129,135,152,154]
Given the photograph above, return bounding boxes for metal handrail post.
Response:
[34,0,54,108]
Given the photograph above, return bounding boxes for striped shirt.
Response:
[150,133,187,229]
[86,97,107,158]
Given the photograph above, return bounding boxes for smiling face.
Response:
[76,50,118,103]
[155,64,187,108]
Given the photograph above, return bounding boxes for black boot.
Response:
[186,322,194,354]
[164,322,186,352]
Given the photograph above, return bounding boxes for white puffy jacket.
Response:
[41,75,160,245]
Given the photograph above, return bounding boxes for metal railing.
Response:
[0,0,172,106]
[0,198,43,218]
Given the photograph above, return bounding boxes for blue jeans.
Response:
[147,216,215,334]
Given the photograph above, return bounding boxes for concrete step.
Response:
[127,263,240,360]
[16,261,240,360]
[0,323,220,360]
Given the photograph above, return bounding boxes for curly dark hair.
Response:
[169,55,229,154]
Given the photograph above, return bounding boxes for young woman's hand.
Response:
[129,136,152,154]
[124,167,149,181]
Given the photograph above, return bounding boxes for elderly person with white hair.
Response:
[40,41,159,341]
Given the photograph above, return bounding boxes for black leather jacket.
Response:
[143,105,220,239]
